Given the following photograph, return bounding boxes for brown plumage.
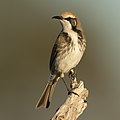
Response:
[36,12,86,108]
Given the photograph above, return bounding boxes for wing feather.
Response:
[49,32,71,74]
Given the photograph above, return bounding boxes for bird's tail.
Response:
[36,76,59,108]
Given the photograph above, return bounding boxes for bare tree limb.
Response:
[51,78,88,120]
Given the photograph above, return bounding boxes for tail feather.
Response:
[36,83,51,108]
[36,77,59,108]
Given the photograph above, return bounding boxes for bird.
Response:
[36,12,86,108]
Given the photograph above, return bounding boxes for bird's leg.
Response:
[69,68,76,80]
[69,68,78,88]
[68,69,79,97]
[61,78,70,92]
[60,72,70,92]
[61,78,79,96]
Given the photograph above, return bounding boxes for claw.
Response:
[68,90,79,96]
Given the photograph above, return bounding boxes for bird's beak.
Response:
[52,16,63,20]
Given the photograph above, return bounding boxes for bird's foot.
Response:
[68,87,79,96]
[69,69,76,80]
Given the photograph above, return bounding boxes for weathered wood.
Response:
[51,79,88,120]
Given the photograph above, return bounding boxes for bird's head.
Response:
[52,12,80,31]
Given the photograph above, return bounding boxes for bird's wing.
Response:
[49,32,71,74]
[49,42,58,73]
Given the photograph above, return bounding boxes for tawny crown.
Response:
[61,12,76,19]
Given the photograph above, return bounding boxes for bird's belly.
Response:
[57,46,82,73]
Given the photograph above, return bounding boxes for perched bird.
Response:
[36,12,86,108]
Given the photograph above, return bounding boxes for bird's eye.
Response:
[64,17,77,27]
[70,18,77,27]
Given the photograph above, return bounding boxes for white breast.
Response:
[57,30,83,73]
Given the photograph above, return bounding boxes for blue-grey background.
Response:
[0,0,120,120]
